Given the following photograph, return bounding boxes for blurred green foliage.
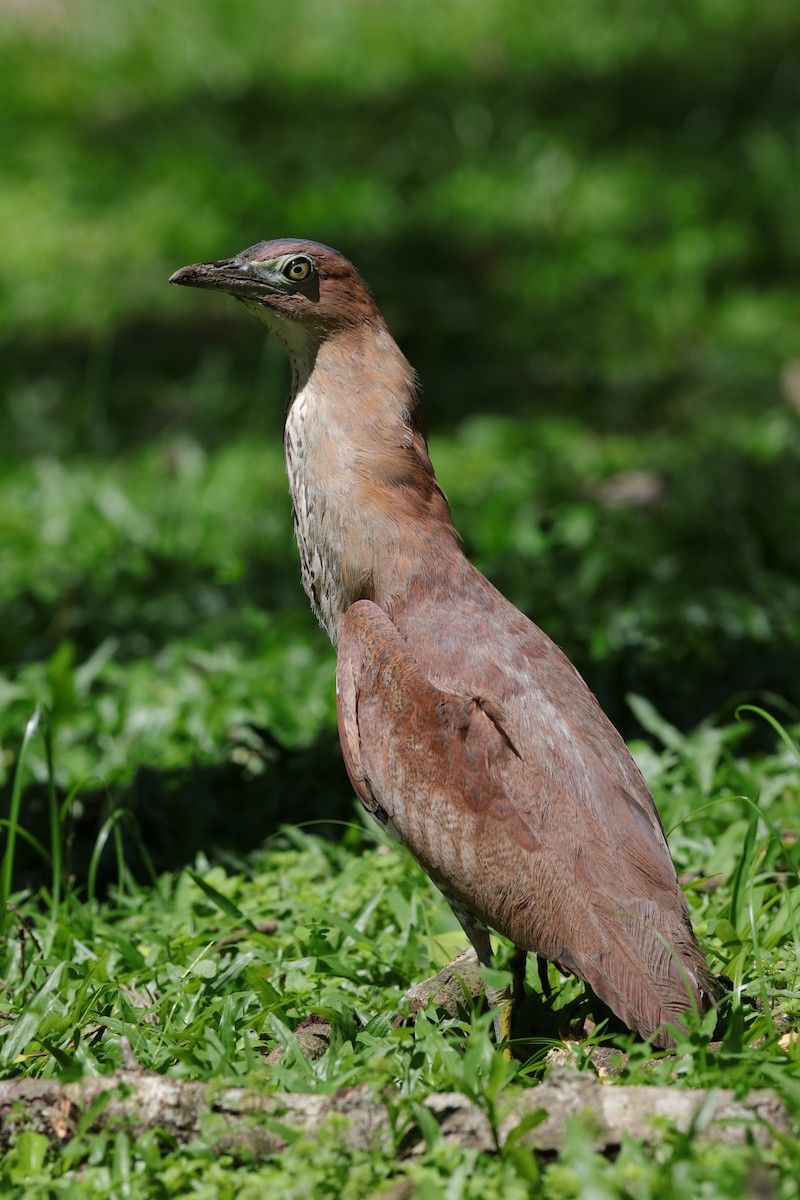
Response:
[3,0,800,433]
[0,0,799,861]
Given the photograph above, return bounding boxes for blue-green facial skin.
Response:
[242,254,315,294]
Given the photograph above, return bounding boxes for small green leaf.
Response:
[188,870,255,929]
[188,956,217,979]
[13,1130,49,1177]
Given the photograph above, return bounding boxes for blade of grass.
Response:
[1,706,42,930]
[736,705,800,766]
[728,803,760,932]
[188,870,256,930]
[44,714,61,918]
[87,809,130,903]
[0,960,66,1068]
[0,820,50,864]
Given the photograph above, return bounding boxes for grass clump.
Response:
[1,707,799,1196]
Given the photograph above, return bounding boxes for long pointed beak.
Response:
[169,257,277,299]
[170,258,233,289]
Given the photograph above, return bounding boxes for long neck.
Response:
[282,318,462,644]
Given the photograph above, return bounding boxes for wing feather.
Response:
[337,598,713,1046]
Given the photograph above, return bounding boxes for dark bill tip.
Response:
[169,258,244,289]
[168,258,271,303]
[169,263,210,288]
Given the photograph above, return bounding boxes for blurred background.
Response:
[1,0,799,870]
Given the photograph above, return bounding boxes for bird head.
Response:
[169,238,378,347]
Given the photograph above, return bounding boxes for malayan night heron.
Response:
[170,239,714,1048]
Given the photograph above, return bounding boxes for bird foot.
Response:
[402,946,521,1057]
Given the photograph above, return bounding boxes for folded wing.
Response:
[337,599,713,1047]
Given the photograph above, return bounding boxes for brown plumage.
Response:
[170,238,715,1048]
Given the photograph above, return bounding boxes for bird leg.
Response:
[511,947,528,1009]
[494,946,528,1047]
[537,953,552,997]
[456,921,527,1052]
[403,930,527,1052]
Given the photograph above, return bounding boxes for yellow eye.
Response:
[283,256,312,282]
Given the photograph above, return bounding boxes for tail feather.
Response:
[569,903,715,1048]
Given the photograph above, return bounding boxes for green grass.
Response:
[1,417,797,803]
[2,0,800,730]
[1,698,799,1196]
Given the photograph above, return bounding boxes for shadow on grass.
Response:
[7,726,358,896]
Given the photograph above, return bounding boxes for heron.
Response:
[170,238,714,1048]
